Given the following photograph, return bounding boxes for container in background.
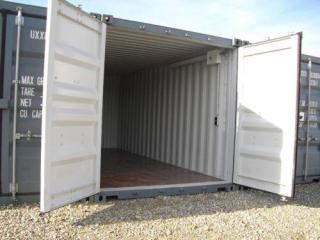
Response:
[297,55,320,183]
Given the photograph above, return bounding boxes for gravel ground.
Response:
[0,183,319,240]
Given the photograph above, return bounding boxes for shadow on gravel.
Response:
[74,182,320,226]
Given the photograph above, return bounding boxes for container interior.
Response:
[100,24,237,189]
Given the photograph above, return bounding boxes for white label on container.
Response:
[32,109,42,119]
[309,109,317,115]
[19,109,28,118]
[20,98,32,107]
[299,112,305,121]
[310,79,319,87]
[310,101,318,108]
[311,72,320,79]
[309,115,318,121]
[21,87,35,97]
[30,30,46,41]
[310,123,318,128]
[301,71,320,80]
[20,75,34,85]
[37,76,43,86]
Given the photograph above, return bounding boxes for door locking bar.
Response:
[298,136,319,143]
[16,130,41,140]
[304,58,312,182]
[11,7,24,200]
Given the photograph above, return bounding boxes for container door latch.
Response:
[15,130,41,140]
[214,116,219,126]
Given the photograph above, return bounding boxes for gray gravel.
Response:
[0,183,319,240]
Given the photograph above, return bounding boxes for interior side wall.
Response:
[102,75,120,148]
[117,56,220,177]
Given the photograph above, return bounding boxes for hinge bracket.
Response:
[10,183,18,193]
[15,7,24,26]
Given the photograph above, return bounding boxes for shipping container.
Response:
[296,55,320,183]
[0,0,305,213]
[0,2,46,202]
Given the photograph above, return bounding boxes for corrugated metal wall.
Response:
[102,75,120,148]
[102,51,237,179]
[297,55,320,182]
[118,61,219,177]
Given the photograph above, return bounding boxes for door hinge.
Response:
[90,12,102,21]
[10,183,18,193]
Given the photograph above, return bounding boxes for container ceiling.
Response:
[105,19,233,74]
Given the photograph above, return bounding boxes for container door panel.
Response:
[233,34,301,197]
[41,0,106,212]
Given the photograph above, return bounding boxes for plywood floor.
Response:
[100,149,221,188]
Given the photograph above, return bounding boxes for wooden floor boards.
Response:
[100,149,221,188]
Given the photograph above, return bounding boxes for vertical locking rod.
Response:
[304,57,312,182]
[11,7,24,200]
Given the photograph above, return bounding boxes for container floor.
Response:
[100,149,221,188]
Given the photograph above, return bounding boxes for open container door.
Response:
[41,0,106,212]
[233,33,302,197]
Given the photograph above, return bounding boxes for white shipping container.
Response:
[0,0,303,212]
